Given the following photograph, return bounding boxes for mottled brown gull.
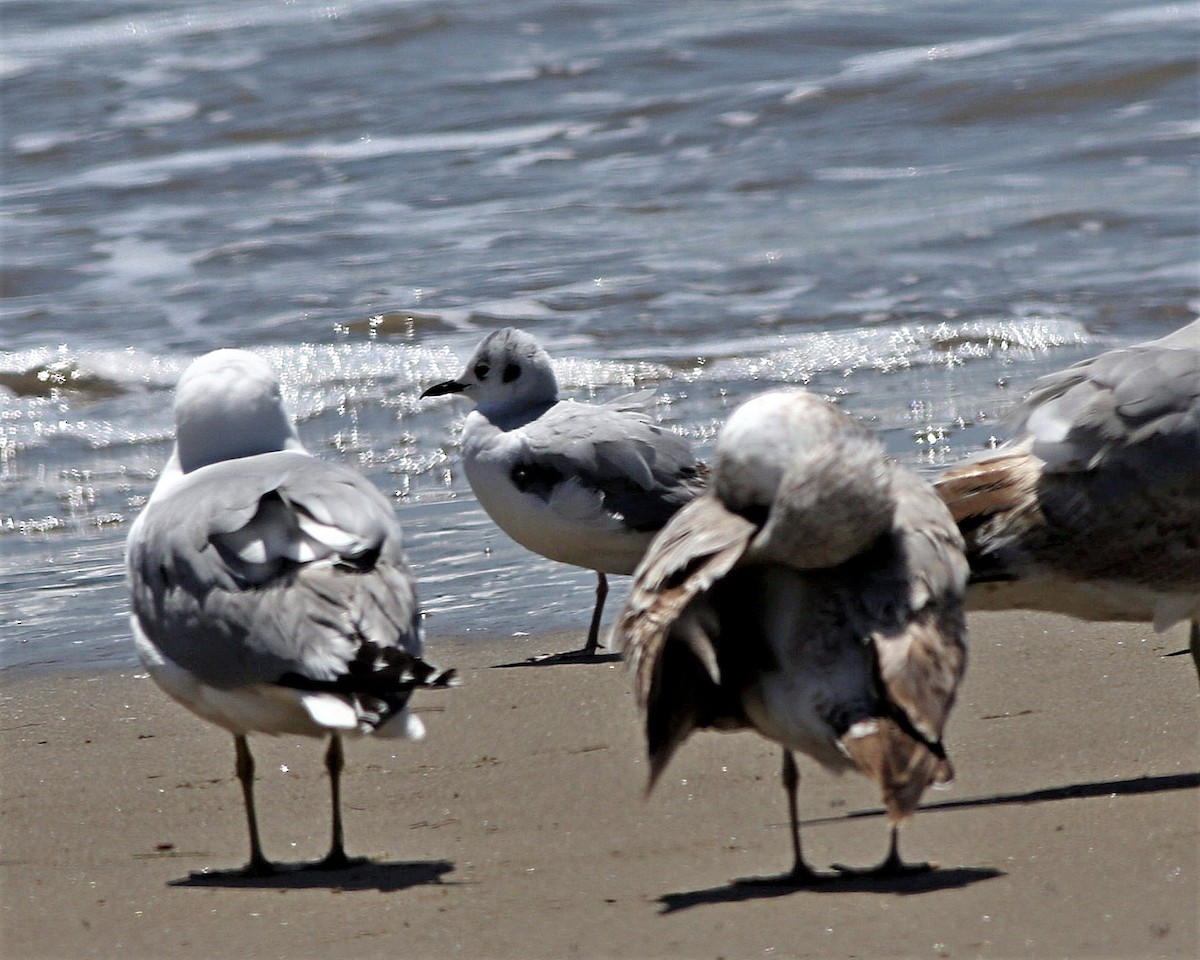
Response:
[617,388,968,883]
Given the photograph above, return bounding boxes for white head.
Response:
[420,327,559,418]
[715,389,894,569]
[172,349,304,475]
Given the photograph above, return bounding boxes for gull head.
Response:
[173,349,304,474]
[420,327,559,418]
[715,389,895,569]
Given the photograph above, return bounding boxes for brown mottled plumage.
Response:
[617,389,968,883]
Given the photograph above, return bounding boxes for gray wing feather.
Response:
[526,401,706,530]
[128,451,423,689]
[1015,322,1200,473]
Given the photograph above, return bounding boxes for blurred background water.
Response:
[2,0,1196,674]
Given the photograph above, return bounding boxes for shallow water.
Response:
[2,0,1196,674]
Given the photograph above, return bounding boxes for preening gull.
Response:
[421,327,707,658]
[127,349,454,876]
[935,320,1200,681]
[617,389,968,882]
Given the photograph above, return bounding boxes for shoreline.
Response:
[2,614,1197,959]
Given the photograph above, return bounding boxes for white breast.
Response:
[460,416,651,574]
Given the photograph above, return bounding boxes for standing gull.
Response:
[935,320,1200,680]
[421,327,707,658]
[617,389,968,882]
[127,349,454,876]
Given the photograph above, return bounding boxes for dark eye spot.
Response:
[474,362,490,380]
[502,362,521,383]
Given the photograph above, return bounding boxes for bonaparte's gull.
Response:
[421,327,707,658]
[617,389,968,882]
[936,320,1200,680]
[127,349,454,876]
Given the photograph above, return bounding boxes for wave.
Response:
[4,122,589,199]
[0,0,429,58]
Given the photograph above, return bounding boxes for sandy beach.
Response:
[2,612,1197,960]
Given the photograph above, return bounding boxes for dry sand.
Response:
[2,613,1197,959]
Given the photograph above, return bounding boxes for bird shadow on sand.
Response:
[806,770,1200,829]
[490,651,623,668]
[657,771,1199,913]
[659,864,1003,913]
[169,857,457,892]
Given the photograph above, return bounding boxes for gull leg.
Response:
[738,749,825,885]
[833,825,935,879]
[525,571,619,662]
[584,571,609,655]
[313,734,365,871]
[234,734,274,876]
[781,749,822,882]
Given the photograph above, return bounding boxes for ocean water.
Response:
[2,0,1197,674]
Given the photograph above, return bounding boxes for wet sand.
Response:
[2,613,1197,959]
